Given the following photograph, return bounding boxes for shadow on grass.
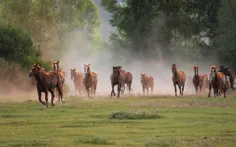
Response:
[75,136,115,145]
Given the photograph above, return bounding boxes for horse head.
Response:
[70,68,76,80]
[210,65,217,79]
[171,64,177,74]
[83,63,91,73]
[140,73,146,83]
[29,63,42,78]
[193,66,199,75]
[52,60,60,72]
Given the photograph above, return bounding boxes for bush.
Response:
[109,110,163,120]
[0,23,42,69]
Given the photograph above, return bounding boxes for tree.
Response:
[216,0,236,71]
[101,0,221,61]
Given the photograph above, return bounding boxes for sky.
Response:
[92,0,115,40]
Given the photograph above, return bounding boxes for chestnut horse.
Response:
[140,73,154,96]
[172,64,186,96]
[121,69,133,94]
[83,64,98,98]
[52,60,65,101]
[208,65,226,98]
[70,68,85,96]
[192,66,204,95]
[110,66,126,98]
[202,74,209,93]
[28,64,63,107]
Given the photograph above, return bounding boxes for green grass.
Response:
[0,95,236,147]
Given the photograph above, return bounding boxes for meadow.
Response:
[0,95,236,147]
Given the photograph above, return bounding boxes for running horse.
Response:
[83,64,98,98]
[28,64,63,107]
[52,60,65,102]
[70,68,85,96]
[171,64,186,96]
[224,67,234,90]
[202,74,209,93]
[140,73,154,96]
[121,69,133,94]
[110,66,126,98]
[208,65,226,98]
[192,66,204,95]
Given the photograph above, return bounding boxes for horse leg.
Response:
[111,85,115,97]
[151,86,153,94]
[173,84,177,96]
[37,89,46,106]
[117,84,121,98]
[142,86,145,96]
[86,87,90,98]
[208,84,212,98]
[44,91,48,107]
[182,83,185,96]
[56,84,64,103]
[48,89,55,107]
[147,88,149,96]
[178,85,182,96]
[194,85,198,95]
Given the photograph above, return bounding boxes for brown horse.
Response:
[140,73,154,96]
[110,66,126,98]
[83,64,98,98]
[28,64,63,107]
[192,66,204,95]
[70,68,85,96]
[172,64,186,96]
[224,67,234,90]
[120,68,133,94]
[202,74,209,93]
[52,60,65,101]
[208,65,226,98]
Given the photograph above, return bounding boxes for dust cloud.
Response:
[55,30,218,97]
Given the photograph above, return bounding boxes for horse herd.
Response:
[28,61,235,107]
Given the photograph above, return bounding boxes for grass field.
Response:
[0,95,236,147]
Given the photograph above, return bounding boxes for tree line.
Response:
[102,0,236,71]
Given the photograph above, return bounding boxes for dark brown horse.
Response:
[172,64,186,96]
[224,67,234,90]
[140,73,154,95]
[83,64,98,98]
[192,66,204,95]
[28,64,63,107]
[208,65,226,98]
[110,66,126,98]
[70,68,85,96]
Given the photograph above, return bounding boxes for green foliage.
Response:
[101,0,221,61]
[82,136,115,145]
[0,23,42,69]
[216,0,236,70]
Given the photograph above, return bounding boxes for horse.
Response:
[119,68,133,94]
[52,60,65,102]
[224,67,234,90]
[28,64,63,107]
[208,65,226,98]
[202,74,209,93]
[110,66,126,98]
[192,66,204,95]
[70,68,85,96]
[83,64,98,98]
[140,73,154,96]
[171,64,186,96]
